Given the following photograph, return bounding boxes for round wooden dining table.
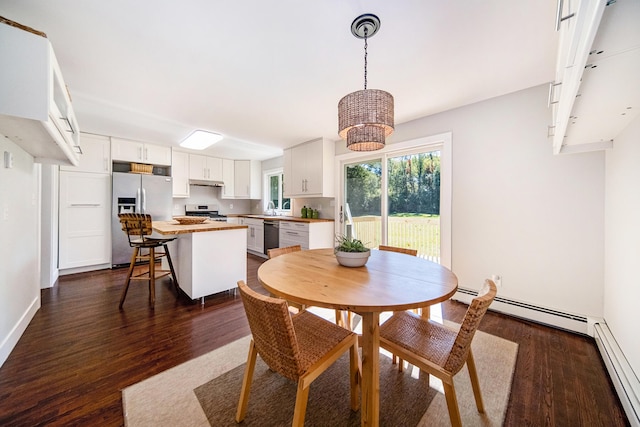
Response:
[257,248,459,427]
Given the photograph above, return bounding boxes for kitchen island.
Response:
[152,220,248,303]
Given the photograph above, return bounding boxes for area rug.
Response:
[122,322,517,426]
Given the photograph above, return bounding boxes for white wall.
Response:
[0,135,41,366]
[604,115,640,377]
[337,84,606,318]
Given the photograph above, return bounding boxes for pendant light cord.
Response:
[363,28,368,90]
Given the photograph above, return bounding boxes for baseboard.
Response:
[453,288,589,334]
[453,288,639,425]
[59,263,112,276]
[0,295,40,368]
[594,323,640,427]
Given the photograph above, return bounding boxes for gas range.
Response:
[184,204,227,222]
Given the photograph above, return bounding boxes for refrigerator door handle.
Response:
[136,188,141,213]
[142,188,147,213]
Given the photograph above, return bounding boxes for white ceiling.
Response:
[0,1,559,160]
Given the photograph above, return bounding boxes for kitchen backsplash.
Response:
[290,197,335,219]
[173,185,336,219]
[172,185,252,216]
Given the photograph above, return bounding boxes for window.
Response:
[264,169,291,212]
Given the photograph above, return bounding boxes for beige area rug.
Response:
[122,322,517,426]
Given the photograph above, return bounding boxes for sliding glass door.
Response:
[342,147,443,263]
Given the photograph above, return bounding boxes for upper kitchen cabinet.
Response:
[60,133,110,174]
[189,154,223,182]
[550,0,640,154]
[283,137,335,198]
[234,160,261,199]
[111,138,171,166]
[0,19,81,166]
[171,150,190,198]
[221,158,235,199]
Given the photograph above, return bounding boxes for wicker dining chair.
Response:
[379,279,497,427]
[378,244,418,257]
[378,245,420,366]
[267,245,305,312]
[267,244,302,259]
[235,280,360,426]
[117,213,179,308]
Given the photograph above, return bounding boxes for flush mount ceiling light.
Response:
[338,13,394,152]
[179,130,223,150]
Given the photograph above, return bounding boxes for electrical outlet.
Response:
[491,274,502,288]
[229,204,233,209]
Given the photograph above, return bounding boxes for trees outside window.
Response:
[266,171,290,211]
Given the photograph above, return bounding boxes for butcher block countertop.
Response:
[227,214,334,223]
[152,220,248,235]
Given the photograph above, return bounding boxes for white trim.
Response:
[335,132,452,268]
[0,295,40,367]
[262,167,291,214]
[594,323,640,427]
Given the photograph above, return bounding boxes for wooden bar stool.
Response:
[118,213,179,309]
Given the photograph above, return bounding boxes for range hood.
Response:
[189,179,224,187]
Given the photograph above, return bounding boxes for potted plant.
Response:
[334,235,371,267]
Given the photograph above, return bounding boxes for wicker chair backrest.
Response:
[267,245,302,259]
[118,213,154,246]
[444,280,497,374]
[237,281,303,381]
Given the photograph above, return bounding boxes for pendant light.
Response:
[338,14,394,151]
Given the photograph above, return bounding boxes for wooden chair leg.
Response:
[119,247,139,309]
[163,243,180,295]
[149,247,156,307]
[466,348,485,413]
[292,380,311,426]
[443,380,462,427]
[349,341,360,411]
[236,340,258,422]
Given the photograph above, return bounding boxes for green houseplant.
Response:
[334,235,370,267]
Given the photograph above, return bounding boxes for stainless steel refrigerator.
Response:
[111,172,173,267]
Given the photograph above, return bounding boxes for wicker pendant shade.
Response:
[338,14,394,152]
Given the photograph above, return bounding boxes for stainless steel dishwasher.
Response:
[263,220,279,255]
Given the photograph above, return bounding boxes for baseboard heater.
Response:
[594,323,640,427]
[454,288,640,426]
[453,288,588,334]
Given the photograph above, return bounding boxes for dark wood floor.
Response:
[0,254,629,426]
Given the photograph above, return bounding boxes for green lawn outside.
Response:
[351,214,441,261]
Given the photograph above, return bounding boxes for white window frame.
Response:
[263,167,291,214]
[335,132,452,269]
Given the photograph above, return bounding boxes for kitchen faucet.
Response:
[267,201,276,216]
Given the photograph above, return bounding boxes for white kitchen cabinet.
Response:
[234,160,261,199]
[171,150,190,198]
[221,158,235,198]
[0,21,81,166]
[283,137,334,198]
[111,138,172,166]
[243,217,264,254]
[60,133,110,174]
[58,171,111,269]
[279,220,334,250]
[189,154,223,182]
[548,0,639,155]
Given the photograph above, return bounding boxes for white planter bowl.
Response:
[335,250,370,267]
